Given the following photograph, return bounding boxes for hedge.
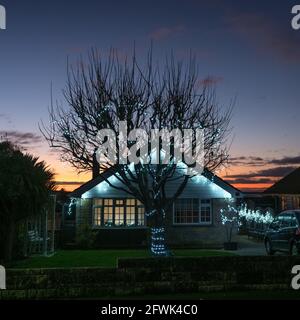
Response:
[1,256,300,299]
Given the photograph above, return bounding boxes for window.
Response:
[282,196,295,210]
[137,205,145,226]
[280,214,291,228]
[174,199,212,225]
[290,214,298,228]
[94,207,102,226]
[126,199,136,226]
[200,199,211,223]
[174,199,199,224]
[103,199,114,227]
[93,198,145,227]
[115,200,125,226]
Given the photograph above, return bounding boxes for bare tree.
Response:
[40,48,232,255]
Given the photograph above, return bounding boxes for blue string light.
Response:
[150,227,168,256]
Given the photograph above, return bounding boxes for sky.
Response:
[0,0,300,192]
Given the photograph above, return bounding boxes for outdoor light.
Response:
[150,227,168,256]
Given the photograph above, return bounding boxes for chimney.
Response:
[92,149,100,179]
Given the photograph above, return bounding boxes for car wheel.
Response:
[290,242,299,256]
[265,239,275,255]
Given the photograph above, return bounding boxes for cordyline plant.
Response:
[0,141,55,262]
[40,48,233,256]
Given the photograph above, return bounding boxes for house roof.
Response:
[70,166,242,198]
[264,167,300,195]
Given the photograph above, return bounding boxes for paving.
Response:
[228,235,266,256]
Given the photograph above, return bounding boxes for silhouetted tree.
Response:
[41,49,232,255]
[0,141,55,262]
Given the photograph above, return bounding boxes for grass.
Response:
[10,249,235,269]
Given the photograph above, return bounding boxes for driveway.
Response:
[230,235,266,256]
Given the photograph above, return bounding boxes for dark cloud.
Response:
[0,130,43,147]
[149,25,185,41]
[199,76,223,86]
[55,181,85,186]
[230,156,264,162]
[226,11,300,63]
[230,155,300,167]
[226,166,297,179]
[269,155,300,165]
[225,178,274,185]
[229,156,266,167]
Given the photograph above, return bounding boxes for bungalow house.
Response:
[263,167,300,212]
[68,166,242,249]
[242,167,300,214]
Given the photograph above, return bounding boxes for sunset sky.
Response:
[0,0,300,192]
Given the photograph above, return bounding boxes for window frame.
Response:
[92,198,146,229]
[173,198,213,226]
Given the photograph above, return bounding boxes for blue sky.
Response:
[0,0,300,191]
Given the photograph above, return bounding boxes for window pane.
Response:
[126,212,135,226]
[200,199,211,223]
[104,199,113,206]
[94,199,103,206]
[174,199,199,224]
[115,207,124,226]
[126,199,135,206]
[94,207,101,226]
[201,199,210,204]
[104,205,113,226]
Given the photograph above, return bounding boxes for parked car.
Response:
[264,210,300,255]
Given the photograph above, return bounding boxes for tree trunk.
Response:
[4,220,15,263]
[149,209,170,256]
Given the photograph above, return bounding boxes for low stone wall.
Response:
[1,256,300,299]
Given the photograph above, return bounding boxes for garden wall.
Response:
[1,256,300,299]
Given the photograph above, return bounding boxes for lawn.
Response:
[10,249,235,269]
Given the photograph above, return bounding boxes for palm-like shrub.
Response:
[0,141,55,262]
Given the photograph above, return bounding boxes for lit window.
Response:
[94,199,103,206]
[94,207,101,226]
[103,204,113,227]
[93,198,145,227]
[138,207,145,226]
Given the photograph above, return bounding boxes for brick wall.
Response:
[166,198,234,248]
